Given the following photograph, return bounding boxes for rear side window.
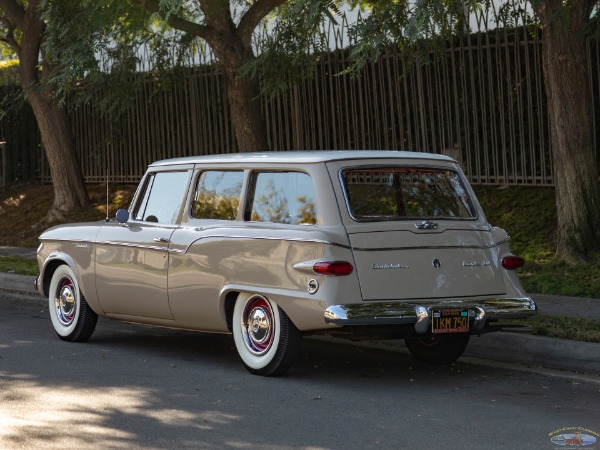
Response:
[246,172,317,225]
[341,167,476,221]
[193,171,244,220]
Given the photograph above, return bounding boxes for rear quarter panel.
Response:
[168,225,361,332]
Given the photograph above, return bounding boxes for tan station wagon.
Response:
[36,151,536,376]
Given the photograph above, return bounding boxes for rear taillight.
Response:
[313,261,354,276]
[501,256,525,270]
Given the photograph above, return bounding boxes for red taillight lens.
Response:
[313,261,354,276]
[502,256,525,270]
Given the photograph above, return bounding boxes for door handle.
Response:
[153,237,170,243]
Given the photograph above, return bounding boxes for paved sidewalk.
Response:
[0,246,37,260]
[1,246,599,376]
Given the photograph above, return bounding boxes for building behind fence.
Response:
[1,6,598,188]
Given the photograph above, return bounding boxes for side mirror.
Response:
[116,209,130,224]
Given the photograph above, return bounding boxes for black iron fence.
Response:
[1,5,598,187]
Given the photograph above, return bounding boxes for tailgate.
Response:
[326,161,507,301]
[349,228,506,300]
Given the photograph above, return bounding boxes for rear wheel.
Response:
[232,293,302,376]
[404,334,470,365]
[48,265,98,342]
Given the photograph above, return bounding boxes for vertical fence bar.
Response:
[3,6,597,187]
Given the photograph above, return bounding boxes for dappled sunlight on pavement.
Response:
[0,374,240,449]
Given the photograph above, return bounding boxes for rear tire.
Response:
[48,265,98,342]
[404,334,470,365]
[232,293,302,376]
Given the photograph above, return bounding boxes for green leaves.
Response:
[244,0,342,98]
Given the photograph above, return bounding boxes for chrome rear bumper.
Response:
[324,297,537,334]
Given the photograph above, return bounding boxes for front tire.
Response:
[404,334,470,365]
[48,265,98,342]
[232,293,302,376]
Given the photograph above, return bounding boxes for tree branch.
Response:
[138,0,211,40]
[0,0,25,29]
[237,0,286,45]
[0,15,20,55]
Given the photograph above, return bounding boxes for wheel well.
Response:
[41,260,67,297]
[223,291,300,332]
[224,292,239,331]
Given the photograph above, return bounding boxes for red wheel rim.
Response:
[241,296,275,356]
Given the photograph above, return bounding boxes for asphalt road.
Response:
[2,292,600,450]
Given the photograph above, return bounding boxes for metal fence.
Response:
[0,89,42,190]
[4,4,599,186]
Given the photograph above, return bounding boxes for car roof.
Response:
[149,150,456,167]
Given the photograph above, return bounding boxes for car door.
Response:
[95,168,192,320]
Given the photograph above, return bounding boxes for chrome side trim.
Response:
[42,236,346,254]
[182,235,350,253]
[185,234,351,249]
[94,240,186,254]
[351,239,510,252]
[324,297,537,328]
[96,241,169,252]
[40,238,92,244]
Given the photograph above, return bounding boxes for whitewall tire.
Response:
[48,265,98,342]
[232,293,302,376]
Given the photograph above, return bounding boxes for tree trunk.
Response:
[534,0,600,263]
[13,0,90,220]
[223,60,269,152]
[147,0,274,152]
[27,91,89,219]
[201,11,269,153]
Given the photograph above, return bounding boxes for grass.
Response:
[0,183,136,248]
[0,182,598,342]
[475,186,600,299]
[497,315,600,343]
[0,184,600,298]
[0,183,136,276]
[1,183,599,299]
[0,255,38,276]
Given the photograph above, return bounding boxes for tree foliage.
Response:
[346,0,600,263]
[0,0,90,218]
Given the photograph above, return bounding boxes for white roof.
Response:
[150,150,455,167]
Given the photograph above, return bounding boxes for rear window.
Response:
[341,167,476,221]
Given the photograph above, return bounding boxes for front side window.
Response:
[247,172,317,225]
[134,171,190,224]
[192,171,244,220]
[341,167,476,221]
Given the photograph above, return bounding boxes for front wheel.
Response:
[48,265,98,342]
[232,293,302,376]
[404,334,470,365]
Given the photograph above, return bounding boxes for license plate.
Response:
[431,309,469,334]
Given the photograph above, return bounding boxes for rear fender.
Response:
[220,284,334,332]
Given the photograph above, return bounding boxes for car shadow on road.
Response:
[5,297,595,450]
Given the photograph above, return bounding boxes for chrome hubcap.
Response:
[242,296,274,356]
[55,276,77,327]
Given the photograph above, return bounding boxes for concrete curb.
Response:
[0,272,37,294]
[314,333,600,376]
[1,271,599,377]
[465,332,600,375]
